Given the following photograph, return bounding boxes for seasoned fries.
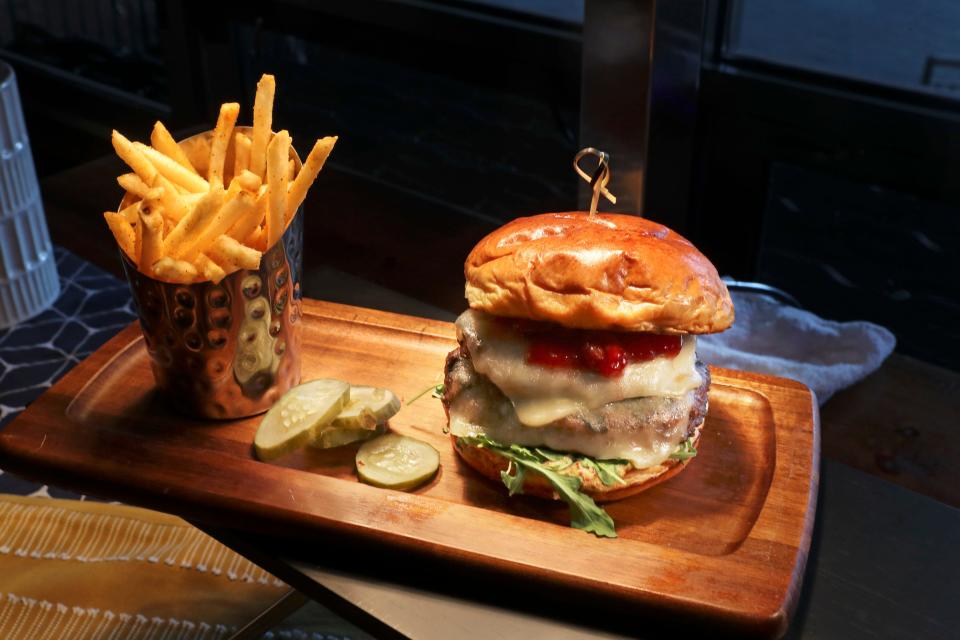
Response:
[135,143,210,193]
[208,235,262,272]
[112,131,157,184]
[266,130,292,249]
[103,211,136,260]
[153,257,199,284]
[138,198,165,274]
[250,74,276,178]
[117,173,151,199]
[234,132,252,177]
[287,136,337,220]
[151,121,197,174]
[103,74,335,284]
[209,102,240,190]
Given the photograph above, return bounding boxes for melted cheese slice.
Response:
[455,310,701,427]
[447,383,695,468]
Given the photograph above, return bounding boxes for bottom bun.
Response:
[452,424,702,504]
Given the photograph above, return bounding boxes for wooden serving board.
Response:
[0,300,818,637]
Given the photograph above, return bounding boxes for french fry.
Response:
[178,189,257,263]
[133,187,163,266]
[112,130,157,184]
[234,132,252,178]
[236,169,261,193]
[208,102,240,190]
[227,186,267,243]
[153,257,198,284]
[150,173,188,222]
[250,74,276,178]
[135,142,210,193]
[103,211,136,260]
[119,201,140,224]
[207,235,262,272]
[138,202,165,274]
[245,225,267,252]
[162,189,226,258]
[106,74,338,287]
[286,136,336,220]
[194,254,227,284]
[266,129,291,249]
[150,121,197,174]
[118,173,151,200]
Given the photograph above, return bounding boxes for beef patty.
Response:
[443,344,710,445]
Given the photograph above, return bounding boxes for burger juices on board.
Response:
[442,212,734,537]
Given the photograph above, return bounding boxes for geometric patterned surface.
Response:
[0,247,136,499]
[0,247,357,639]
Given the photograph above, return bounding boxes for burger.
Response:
[441,212,734,537]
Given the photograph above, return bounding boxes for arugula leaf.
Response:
[516,458,616,538]
[408,383,445,405]
[460,435,617,538]
[500,461,526,496]
[580,457,627,486]
[670,437,698,461]
[534,447,567,462]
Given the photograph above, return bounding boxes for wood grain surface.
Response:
[0,300,819,638]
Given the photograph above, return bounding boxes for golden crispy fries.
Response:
[119,201,140,224]
[208,102,240,190]
[151,174,188,222]
[117,173,151,199]
[266,129,291,248]
[179,190,257,263]
[236,169,261,193]
[112,130,157,184]
[138,201,164,273]
[135,142,210,193]
[234,132,252,178]
[250,74,276,178]
[287,136,337,220]
[106,75,335,284]
[207,235,262,272]
[103,212,136,260]
[153,257,198,284]
[151,121,197,174]
[245,225,267,252]
[194,254,227,284]
[163,189,226,258]
[227,187,267,242]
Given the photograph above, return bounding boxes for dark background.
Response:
[2,0,958,369]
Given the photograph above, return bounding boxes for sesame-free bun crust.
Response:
[452,424,702,503]
[465,212,733,334]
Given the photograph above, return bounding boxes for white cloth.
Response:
[697,291,896,404]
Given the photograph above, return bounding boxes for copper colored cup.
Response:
[119,129,304,419]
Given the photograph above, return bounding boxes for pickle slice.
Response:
[331,386,401,430]
[355,434,440,490]
[315,425,385,449]
[254,379,350,461]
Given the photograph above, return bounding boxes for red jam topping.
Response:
[525,330,682,377]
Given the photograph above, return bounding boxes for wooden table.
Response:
[30,158,960,638]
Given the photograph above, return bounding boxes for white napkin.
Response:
[697,291,896,404]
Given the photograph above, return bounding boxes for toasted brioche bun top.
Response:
[464,212,734,334]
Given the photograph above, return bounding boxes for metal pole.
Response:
[580,0,705,232]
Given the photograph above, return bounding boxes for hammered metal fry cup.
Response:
[119,128,304,419]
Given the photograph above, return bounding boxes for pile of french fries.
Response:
[104,74,337,284]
